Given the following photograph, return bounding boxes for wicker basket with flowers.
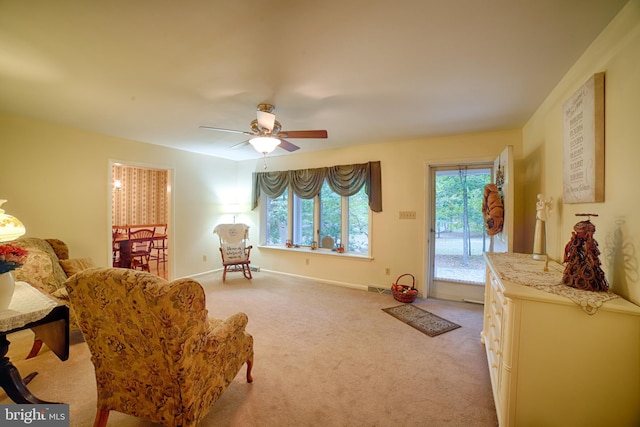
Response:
[391,273,418,303]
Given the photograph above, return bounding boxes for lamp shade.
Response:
[0,200,26,242]
[249,136,280,154]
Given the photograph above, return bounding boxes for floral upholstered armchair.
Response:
[14,237,95,357]
[65,267,254,427]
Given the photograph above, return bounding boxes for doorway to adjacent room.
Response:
[110,162,172,280]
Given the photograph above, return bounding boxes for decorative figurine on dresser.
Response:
[562,213,609,292]
[532,193,553,260]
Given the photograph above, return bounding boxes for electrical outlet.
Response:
[385,268,390,275]
[305,258,310,265]
[399,211,417,219]
[202,255,207,262]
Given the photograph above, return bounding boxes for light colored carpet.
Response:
[1,271,498,426]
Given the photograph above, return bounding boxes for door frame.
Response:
[108,159,175,280]
[424,158,495,301]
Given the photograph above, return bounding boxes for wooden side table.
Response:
[0,281,69,404]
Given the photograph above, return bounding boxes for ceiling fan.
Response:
[200,103,328,155]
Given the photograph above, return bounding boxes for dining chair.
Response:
[111,227,127,267]
[149,224,167,269]
[128,228,155,272]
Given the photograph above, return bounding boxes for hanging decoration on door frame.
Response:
[483,161,505,236]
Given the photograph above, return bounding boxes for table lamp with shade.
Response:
[0,200,27,309]
[0,200,26,242]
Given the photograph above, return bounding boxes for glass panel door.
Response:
[428,164,492,302]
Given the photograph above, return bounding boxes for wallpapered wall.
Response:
[112,164,169,226]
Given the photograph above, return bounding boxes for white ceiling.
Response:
[0,0,628,161]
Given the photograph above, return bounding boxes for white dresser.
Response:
[482,252,640,427]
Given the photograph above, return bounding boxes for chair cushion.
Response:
[14,247,60,295]
[45,238,70,261]
[222,242,246,261]
[60,257,97,277]
[14,237,68,287]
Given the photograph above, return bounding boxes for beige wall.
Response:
[521,0,640,304]
[0,112,237,279]
[5,0,636,300]
[11,1,637,298]
[0,110,522,294]
[237,130,523,294]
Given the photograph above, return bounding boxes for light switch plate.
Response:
[399,211,416,219]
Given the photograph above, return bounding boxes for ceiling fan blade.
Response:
[199,126,252,136]
[278,130,328,139]
[257,110,276,131]
[229,140,250,150]
[278,139,300,152]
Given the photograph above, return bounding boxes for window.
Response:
[293,194,314,246]
[264,183,369,254]
[347,187,369,254]
[320,181,341,246]
[255,161,380,255]
[265,189,288,245]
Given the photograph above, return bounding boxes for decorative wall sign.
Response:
[562,72,605,203]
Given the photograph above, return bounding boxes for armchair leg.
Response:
[93,408,110,427]
[246,358,253,383]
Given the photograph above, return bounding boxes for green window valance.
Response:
[252,161,382,212]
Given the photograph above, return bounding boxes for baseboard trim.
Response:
[183,268,370,293]
[260,269,369,292]
[183,269,220,280]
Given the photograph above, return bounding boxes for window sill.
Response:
[257,245,373,261]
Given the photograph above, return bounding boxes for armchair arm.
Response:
[207,312,248,345]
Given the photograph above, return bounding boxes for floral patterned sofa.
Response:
[65,267,254,427]
[13,237,94,356]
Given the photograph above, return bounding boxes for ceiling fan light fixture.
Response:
[249,136,281,154]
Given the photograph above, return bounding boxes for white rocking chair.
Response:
[214,223,253,282]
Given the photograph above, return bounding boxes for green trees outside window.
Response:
[266,189,288,245]
[433,166,491,284]
[265,184,369,254]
